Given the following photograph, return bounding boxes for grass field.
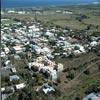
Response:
[54,52,100,100]
[2,5,100,33]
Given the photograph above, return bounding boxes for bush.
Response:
[84,69,90,75]
[57,78,61,83]
[66,72,75,80]
[75,97,81,100]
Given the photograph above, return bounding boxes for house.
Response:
[28,62,34,69]
[73,44,86,56]
[15,83,26,90]
[90,36,99,41]
[4,47,10,54]
[42,83,55,94]
[41,47,51,55]
[1,51,6,58]
[17,11,25,14]
[1,87,5,92]
[13,45,25,54]
[1,94,8,100]
[35,11,41,14]
[83,93,100,100]
[47,54,54,59]
[59,36,66,41]
[56,10,61,13]
[63,11,73,14]
[8,10,15,14]
[5,60,10,66]
[73,50,82,55]
[45,31,54,38]
[50,70,57,81]
[10,68,17,73]
[1,11,4,15]
[90,41,98,47]
[14,55,21,60]
[10,75,20,82]
[29,25,40,32]
[57,63,64,72]
[31,45,42,54]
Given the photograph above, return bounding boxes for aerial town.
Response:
[1,2,100,100]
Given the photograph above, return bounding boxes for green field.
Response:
[2,5,100,34]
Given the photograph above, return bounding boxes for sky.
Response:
[1,0,99,8]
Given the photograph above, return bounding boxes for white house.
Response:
[29,25,40,32]
[31,45,42,54]
[73,50,82,56]
[14,55,21,60]
[41,47,51,55]
[50,70,57,81]
[8,10,16,14]
[15,83,26,90]
[4,47,10,54]
[73,44,86,55]
[17,11,25,14]
[5,60,10,66]
[1,87,5,92]
[45,31,54,38]
[1,51,6,58]
[13,45,25,53]
[42,83,55,94]
[90,41,98,47]
[57,63,64,72]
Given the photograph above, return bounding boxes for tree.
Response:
[25,45,30,52]
[1,76,9,83]
[75,97,81,100]
[66,72,75,80]
[84,69,90,75]
[57,78,61,83]
[6,93,18,100]
[88,98,92,100]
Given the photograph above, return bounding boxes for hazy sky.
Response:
[1,0,99,8]
[1,0,99,2]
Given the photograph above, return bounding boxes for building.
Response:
[10,68,17,73]
[42,83,55,94]
[13,45,25,54]
[10,75,20,82]
[50,70,57,81]
[15,83,26,90]
[83,93,100,100]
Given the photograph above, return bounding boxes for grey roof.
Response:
[83,93,100,100]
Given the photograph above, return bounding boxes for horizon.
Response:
[1,0,100,8]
